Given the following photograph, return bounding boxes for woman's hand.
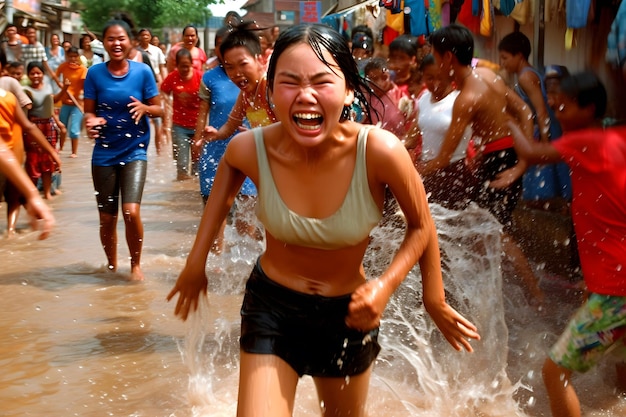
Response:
[490,160,526,189]
[194,126,219,146]
[85,116,107,139]
[128,96,151,124]
[24,194,55,240]
[346,278,393,331]
[425,300,480,352]
[166,264,209,321]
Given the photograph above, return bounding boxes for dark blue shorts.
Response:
[240,260,381,377]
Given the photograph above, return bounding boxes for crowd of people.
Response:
[0,13,624,417]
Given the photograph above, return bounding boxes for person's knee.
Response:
[122,204,141,221]
[542,357,571,388]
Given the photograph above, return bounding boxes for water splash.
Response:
[178,203,533,415]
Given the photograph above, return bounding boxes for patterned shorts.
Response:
[549,293,626,372]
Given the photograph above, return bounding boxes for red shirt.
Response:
[553,126,626,296]
[160,69,202,129]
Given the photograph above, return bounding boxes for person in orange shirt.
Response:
[0,87,61,236]
[55,46,87,157]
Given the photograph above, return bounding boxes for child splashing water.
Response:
[195,22,277,241]
[169,23,479,417]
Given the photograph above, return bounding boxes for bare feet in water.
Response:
[130,265,145,281]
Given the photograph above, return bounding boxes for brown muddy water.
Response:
[1,137,624,417]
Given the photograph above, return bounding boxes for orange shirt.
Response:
[55,62,88,106]
[0,88,25,163]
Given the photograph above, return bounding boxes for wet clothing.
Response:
[254,125,383,250]
[418,90,471,164]
[549,293,626,372]
[160,68,202,129]
[470,136,522,229]
[423,159,476,211]
[552,126,626,296]
[92,160,147,214]
[197,66,255,198]
[84,60,158,166]
[240,260,381,377]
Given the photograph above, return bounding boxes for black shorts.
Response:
[473,147,522,230]
[240,260,381,377]
[92,160,147,215]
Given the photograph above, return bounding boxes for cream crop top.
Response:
[254,126,383,250]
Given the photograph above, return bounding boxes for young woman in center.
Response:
[168,23,479,417]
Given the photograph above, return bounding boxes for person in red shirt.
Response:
[160,48,202,181]
[510,71,626,417]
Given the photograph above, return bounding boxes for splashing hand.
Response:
[166,264,209,321]
[426,301,480,352]
[25,196,55,240]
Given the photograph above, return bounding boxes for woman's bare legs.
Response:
[41,172,53,199]
[122,202,144,281]
[237,352,299,417]
[99,211,118,271]
[314,366,372,417]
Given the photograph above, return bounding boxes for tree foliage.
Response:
[70,0,217,35]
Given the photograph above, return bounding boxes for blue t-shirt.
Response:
[84,60,159,166]
[199,65,256,197]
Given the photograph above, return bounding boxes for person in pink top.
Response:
[509,71,626,417]
[362,57,408,140]
[160,48,202,181]
[166,25,207,74]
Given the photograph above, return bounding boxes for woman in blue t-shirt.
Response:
[83,19,163,281]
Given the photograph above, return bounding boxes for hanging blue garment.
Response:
[472,0,481,16]
[321,13,341,31]
[406,0,433,36]
[499,0,516,16]
[606,0,626,67]
[566,0,592,28]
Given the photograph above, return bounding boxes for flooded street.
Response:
[1,137,624,416]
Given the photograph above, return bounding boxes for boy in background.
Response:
[509,71,626,417]
[55,46,87,157]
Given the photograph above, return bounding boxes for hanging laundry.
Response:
[405,0,433,36]
[480,0,494,36]
[458,0,481,33]
[510,0,533,25]
[428,0,444,32]
[606,0,626,68]
[498,0,516,16]
[380,0,404,13]
[566,0,592,28]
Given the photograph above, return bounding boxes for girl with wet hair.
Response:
[169,23,479,417]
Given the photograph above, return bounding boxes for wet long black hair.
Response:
[266,23,374,123]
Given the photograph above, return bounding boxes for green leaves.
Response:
[70,0,216,35]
